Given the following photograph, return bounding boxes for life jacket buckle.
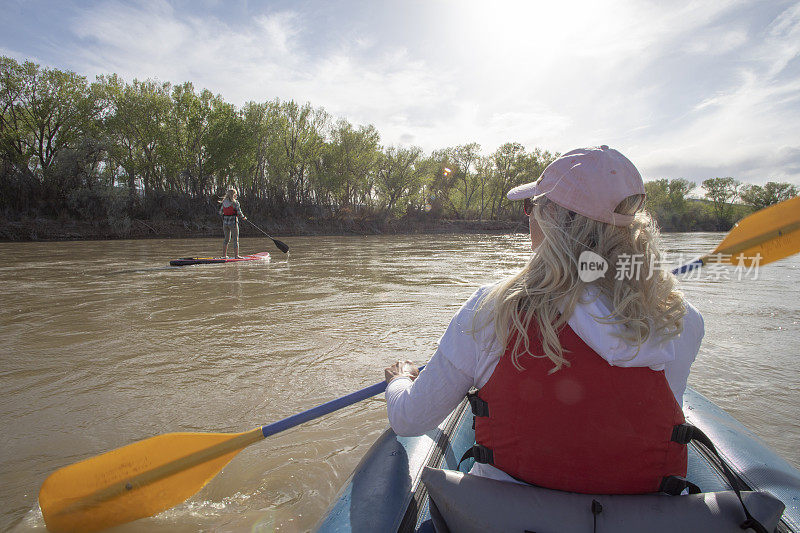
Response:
[472,444,494,464]
[458,444,495,466]
[659,475,700,495]
[670,423,697,445]
[467,390,489,417]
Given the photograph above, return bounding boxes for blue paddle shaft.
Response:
[260,365,425,438]
[672,258,704,275]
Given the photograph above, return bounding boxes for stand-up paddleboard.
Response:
[169,251,270,266]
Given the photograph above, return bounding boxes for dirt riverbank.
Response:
[0,215,525,242]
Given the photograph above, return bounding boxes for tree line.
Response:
[645,177,797,231]
[1,56,796,235]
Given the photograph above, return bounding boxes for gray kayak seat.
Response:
[422,467,785,533]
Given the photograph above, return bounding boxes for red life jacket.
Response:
[222,204,238,216]
[469,322,687,494]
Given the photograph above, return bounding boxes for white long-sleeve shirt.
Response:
[386,283,704,483]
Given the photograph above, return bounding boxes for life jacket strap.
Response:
[659,475,701,495]
[467,390,489,418]
[591,499,603,533]
[670,422,697,444]
[459,444,494,466]
[668,422,770,533]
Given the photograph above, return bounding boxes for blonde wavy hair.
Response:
[480,194,686,372]
[219,187,238,203]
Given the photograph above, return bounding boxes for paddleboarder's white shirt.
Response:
[386,284,704,484]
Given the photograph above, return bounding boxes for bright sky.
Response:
[2,0,800,186]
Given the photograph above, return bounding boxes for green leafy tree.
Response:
[427,149,458,217]
[274,100,328,206]
[644,179,669,220]
[740,181,798,209]
[666,178,697,229]
[375,145,425,213]
[490,146,556,219]
[475,155,494,220]
[0,58,100,181]
[702,177,741,230]
[169,82,219,196]
[322,120,380,209]
[1,57,104,218]
[98,75,173,202]
[667,178,695,211]
[490,143,527,219]
[446,143,481,218]
[0,57,32,173]
[238,100,285,204]
[644,178,695,229]
[205,99,248,191]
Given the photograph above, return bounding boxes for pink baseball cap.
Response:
[507,145,645,226]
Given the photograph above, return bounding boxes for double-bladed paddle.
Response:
[38,196,800,532]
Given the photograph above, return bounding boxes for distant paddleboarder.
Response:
[218,188,247,258]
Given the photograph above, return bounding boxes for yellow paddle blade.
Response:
[708,195,800,266]
[39,428,263,533]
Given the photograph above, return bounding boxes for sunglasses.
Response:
[523,197,535,216]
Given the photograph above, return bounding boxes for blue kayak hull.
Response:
[316,388,800,532]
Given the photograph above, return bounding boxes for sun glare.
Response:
[448,0,626,70]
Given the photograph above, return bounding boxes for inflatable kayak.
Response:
[316,387,800,532]
[169,251,270,266]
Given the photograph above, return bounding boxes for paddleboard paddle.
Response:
[246,219,289,254]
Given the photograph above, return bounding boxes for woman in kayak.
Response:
[219,187,247,259]
[384,145,704,494]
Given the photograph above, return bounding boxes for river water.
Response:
[1,233,798,532]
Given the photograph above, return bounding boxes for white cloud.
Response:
[253,12,299,56]
[59,0,460,151]
[761,1,800,77]
[631,3,800,185]
[682,29,748,56]
[65,1,304,98]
